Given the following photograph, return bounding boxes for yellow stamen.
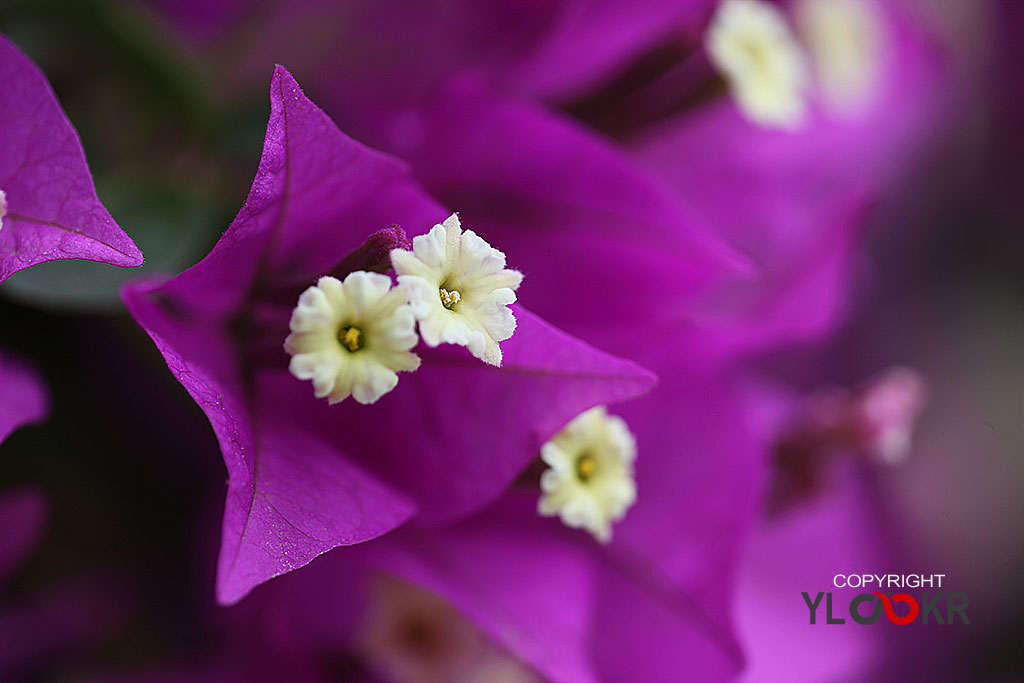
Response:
[439,287,462,309]
[339,325,363,352]
[576,453,597,482]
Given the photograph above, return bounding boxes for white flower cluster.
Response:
[706,0,884,129]
[284,214,523,405]
[285,216,642,542]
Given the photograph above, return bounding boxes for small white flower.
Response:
[706,0,811,130]
[0,189,7,229]
[284,271,420,405]
[796,0,885,116]
[538,406,637,543]
[391,214,523,367]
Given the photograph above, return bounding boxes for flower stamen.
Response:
[575,453,597,482]
[338,325,364,352]
[439,286,461,309]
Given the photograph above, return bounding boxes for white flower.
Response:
[284,271,420,405]
[796,0,885,116]
[0,189,7,229]
[538,406,637,543]
[706,0,811,130]
[391,214,523,367]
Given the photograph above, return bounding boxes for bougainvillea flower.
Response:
[137,27,764,675]
[144,0,955,361]
[132,4,952,679]
[144,0,932,362]
[0,34,143,283]
[306,90,763,675]
[122,67,656,605]
[304,74,761,681]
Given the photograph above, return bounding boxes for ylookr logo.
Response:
[803,574,970,626]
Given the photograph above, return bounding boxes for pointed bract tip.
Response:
[271,64,301,93]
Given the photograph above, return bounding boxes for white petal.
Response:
[343,270,392,316]
[390,247,438,282]
[351,361,399,405]
[411,223,449,269]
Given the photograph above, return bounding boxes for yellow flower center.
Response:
[338,325,364,352]
[575,453,598,483]
[439,286,462,310]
